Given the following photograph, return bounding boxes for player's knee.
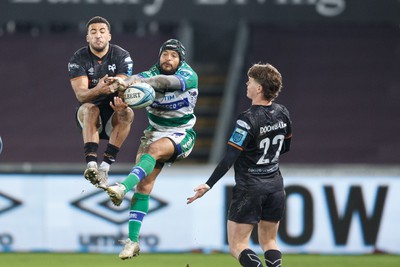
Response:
[124,107,134,123]
[79,104,99,124]
[81,103,99,117]
[116,107,134,124]
[147,143,170,160]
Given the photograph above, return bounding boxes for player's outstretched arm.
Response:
[144,75,182,91]
[186,184,210,204]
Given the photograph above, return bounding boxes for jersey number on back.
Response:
[256,135,285,164]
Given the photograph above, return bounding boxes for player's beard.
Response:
[159,62,177,75]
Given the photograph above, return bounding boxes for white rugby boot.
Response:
[96,162,111,190]
[83,162,100,187]
[106,183,126,206]
[119,239,140,260]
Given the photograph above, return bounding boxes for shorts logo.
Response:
[182,136,193,150]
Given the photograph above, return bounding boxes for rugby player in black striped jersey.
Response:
[187,63,292,267]
[68,16,134,190]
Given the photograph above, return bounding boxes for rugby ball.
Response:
[123,83,155,109]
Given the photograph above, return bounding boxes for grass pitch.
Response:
[1,252,399,267]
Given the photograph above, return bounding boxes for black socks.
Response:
[239,249,263,267]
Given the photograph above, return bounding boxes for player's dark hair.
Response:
[86,16,111,32]
[248,63,282,101]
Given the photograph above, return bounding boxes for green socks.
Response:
[128,192,150,242]
[121,154,156,192]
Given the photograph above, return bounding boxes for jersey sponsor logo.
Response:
[108,64,116,72]
[88,67,94,76]
[229,127,247,147]
[237,119,250,130]
[260,120,287,134]
[162,94,176,101]
[68,62,79,71]
[248,164,278,175]
[151,98,189,110]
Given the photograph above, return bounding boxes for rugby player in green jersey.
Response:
[106,39,198,260]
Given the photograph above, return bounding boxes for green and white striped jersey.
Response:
[139,62,198,132]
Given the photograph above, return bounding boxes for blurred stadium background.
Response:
[0,0,399,258]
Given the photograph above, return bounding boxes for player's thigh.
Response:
[148,137,175,161]
[227,220,254,258]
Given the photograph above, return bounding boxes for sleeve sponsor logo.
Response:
[229,127,247,147]
[177,69,192,79]
[68,62,80,71]
[124,56,133,63]
[237,119,250,130]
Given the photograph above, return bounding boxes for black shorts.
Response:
[228,174,286,224]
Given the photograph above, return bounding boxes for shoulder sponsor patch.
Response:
[229,127,248,147]
[236,119,250,130]
[68,62,80,71]
[177,69,192,79]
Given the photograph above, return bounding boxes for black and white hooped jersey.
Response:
[228,103,292,187]
[68,44,133,107]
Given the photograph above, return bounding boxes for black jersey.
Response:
[68,44,133,107]
[228,103,292,189]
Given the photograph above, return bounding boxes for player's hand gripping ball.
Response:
[123,83,156,109]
